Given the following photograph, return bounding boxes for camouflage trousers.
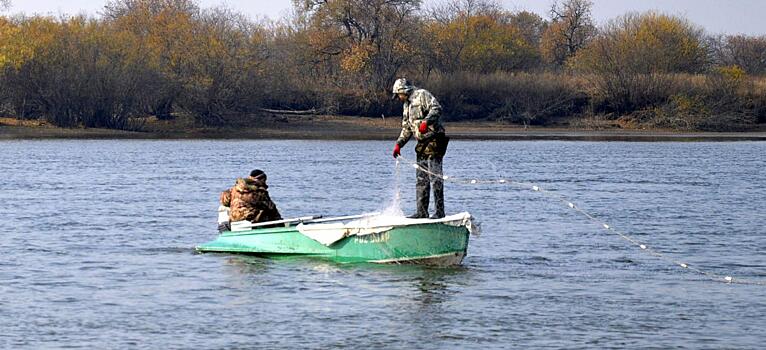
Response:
[415,155,445,218]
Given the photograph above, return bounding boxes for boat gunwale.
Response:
[220,213,474,237]
[220,226,298,237]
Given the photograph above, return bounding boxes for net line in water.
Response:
[397,155,766,286]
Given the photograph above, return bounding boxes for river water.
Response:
[1,140,765,349]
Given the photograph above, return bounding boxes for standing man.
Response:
[391,78,449,219]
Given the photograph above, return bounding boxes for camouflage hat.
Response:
[392,78,414,95]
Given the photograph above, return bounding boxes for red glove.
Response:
[418,121,428,133]
[392,144,401,158]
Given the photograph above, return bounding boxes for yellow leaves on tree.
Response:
[0,17,18,68]
[574,12,707,75]
[570,12,711,114]
[427,12,539,73]
[540,21,569,65]
[716,65,746,81]
[423,0,547,73]
[461,15,530,72]
[340,43,374,73]
[108,2,197,77]
[0,17,58,69]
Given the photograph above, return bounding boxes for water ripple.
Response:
[1,140,765,349]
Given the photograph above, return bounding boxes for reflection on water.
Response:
[225,253,470,310]
[412,268,467,307]
[225,255,272,274]
[1,140,765,349]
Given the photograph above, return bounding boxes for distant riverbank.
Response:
[2,115,765,141]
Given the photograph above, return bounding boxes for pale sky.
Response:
[4,0,765,35]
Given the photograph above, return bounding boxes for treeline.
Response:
[1,0,765,131]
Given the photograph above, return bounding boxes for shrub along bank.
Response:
[0,0,764,131]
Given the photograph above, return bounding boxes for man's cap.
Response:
[392,78,414,95]
[250,169,266,180]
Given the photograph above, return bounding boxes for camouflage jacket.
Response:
[220,177,282,223]
[396,88,445,148]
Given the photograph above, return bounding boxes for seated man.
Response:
[218,169,282,231]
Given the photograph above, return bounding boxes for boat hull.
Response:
[197,222,470,265]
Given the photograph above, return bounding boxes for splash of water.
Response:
[379,158,404,218]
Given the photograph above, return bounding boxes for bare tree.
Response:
[541,0,595,65]
[301,0,421,91]
[177,6,270,126]
[1,0,11,11]
[102,0,198,19]
[709,34,766,75]
[427,0,500,24]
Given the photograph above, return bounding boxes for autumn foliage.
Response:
[0,0,764,130]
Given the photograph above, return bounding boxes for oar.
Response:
[231,215,322,230]
[303,212,380,224]
[230,212,381,231]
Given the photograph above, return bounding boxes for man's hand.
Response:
[418,121,428,133]
[393,144,401,158]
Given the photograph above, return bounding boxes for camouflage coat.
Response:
[396,88,448,158]
[220,177,282,223]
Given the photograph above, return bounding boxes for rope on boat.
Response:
[397,156,766,286]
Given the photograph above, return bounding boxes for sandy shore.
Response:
[2,115,765,141]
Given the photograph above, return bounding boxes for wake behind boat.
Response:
[196,212,479,265]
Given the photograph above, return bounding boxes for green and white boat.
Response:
[196,212,479,265]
